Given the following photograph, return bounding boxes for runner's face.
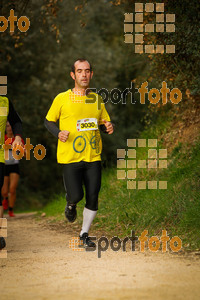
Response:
[72,61,93,89]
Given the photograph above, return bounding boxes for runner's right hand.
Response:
[58,130,70,142]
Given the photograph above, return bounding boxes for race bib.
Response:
[77,118,98,132]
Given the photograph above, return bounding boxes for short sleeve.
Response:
[46,95,61,122]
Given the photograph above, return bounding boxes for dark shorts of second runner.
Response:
[4,164,20,176]
[63,160,101,211]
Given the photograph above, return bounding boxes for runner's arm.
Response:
[7,100,22,137]
[44,118,60,138]
[100,124,108,133]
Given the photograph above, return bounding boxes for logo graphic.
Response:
[0,218,7,258]
[73,131,100,154]
[0,76,7,95]
[117,138,167,189]
[69,237,84,251]
[124,3,175,53]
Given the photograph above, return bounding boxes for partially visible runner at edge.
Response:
[45,58,114,247]
[1,121,25,217]
[0,96,23,250]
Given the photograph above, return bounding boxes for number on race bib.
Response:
[77,118,98,131]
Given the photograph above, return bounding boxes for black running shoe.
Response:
[80,232,96,248]
[0,237,6,250]
[65,204,77,223]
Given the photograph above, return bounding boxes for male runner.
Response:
[0,96,23,250]
[45,59,113,247]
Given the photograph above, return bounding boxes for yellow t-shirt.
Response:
[0,96,9,163]
[46,89,111,164]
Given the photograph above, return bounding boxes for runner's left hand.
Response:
[12,135,23,149]
[102,120,114,134]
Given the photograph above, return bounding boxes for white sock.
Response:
[80,207,97,236]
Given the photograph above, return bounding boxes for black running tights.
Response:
[63,161,101,211]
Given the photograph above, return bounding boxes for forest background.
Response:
[0,0,199,212]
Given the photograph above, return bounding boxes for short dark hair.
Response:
[71,58,92,73]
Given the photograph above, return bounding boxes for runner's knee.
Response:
[1,190,8,198]
[85,202,98,211]
[9,187,17,195]
[66,190,84,205]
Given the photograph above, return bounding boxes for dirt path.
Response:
[0,214,200,300]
